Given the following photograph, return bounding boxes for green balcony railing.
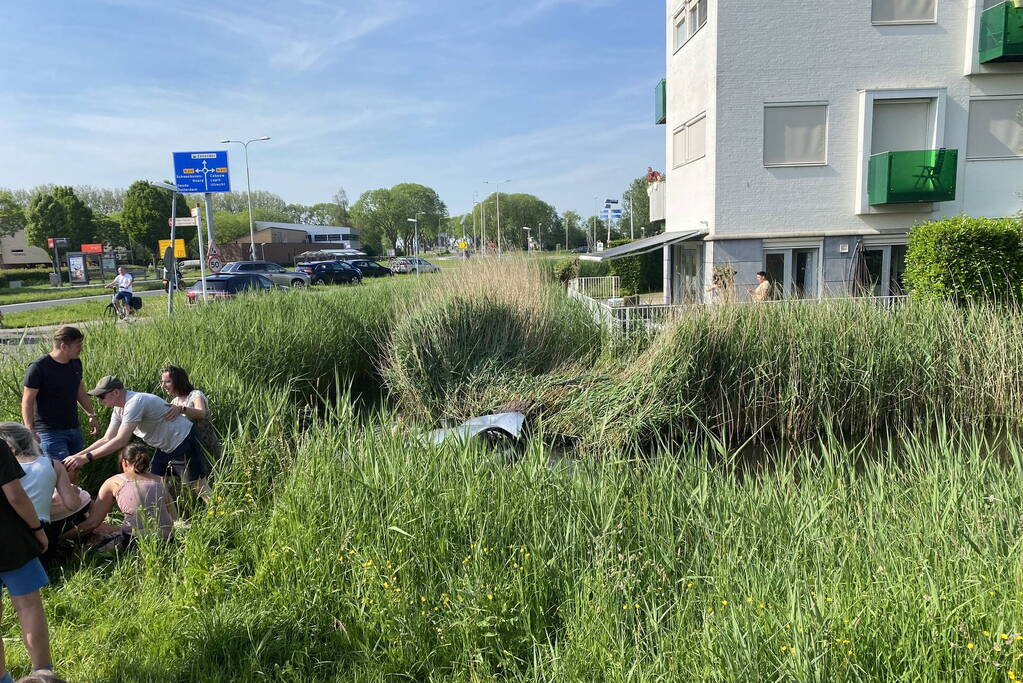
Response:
[655,79,666,125]
[867,149,958,205]
[979,1,1023,63]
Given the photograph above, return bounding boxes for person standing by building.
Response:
[21,327,99,470]
[0,438,59,683]
[748,271,773,302]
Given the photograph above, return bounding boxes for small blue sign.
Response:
[173,151,231,194]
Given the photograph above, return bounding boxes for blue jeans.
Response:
[38,428,85,462]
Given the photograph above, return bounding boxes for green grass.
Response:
[2,259,1023,680]
[0,281,163,306]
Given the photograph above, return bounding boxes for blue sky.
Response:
[0,1,665,216]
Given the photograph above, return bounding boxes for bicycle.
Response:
[104,295,142,321]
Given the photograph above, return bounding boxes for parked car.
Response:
[570,246,589,254]
[296,260,362,285]
[347,259,393,278]
[219,261,312,288]
[185,273,274,304]
[391,257,440,274]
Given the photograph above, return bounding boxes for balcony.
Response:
[655,79,666,125]
[647,179,665,222]
[867,149,958,205]
[979,1,1023,63]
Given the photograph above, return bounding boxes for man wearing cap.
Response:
[64,377,210,496]
[21,326,100,468]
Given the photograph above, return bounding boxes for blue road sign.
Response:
[173,151,231,194]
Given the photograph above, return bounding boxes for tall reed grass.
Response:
[19,415,1023,681]
[3,262,1023,680]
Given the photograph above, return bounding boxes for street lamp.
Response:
[219,136,270,260]
[522,227,531,253]
[407,212,423,274]
[483,179,510,256]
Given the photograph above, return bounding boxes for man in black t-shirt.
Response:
[21,326,99,467]
[0,438,58,682]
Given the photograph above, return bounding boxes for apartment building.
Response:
[641,0,1023,303]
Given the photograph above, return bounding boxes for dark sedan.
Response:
[297,260,363,285]
[347,259,393,278]
[185,273,274,304]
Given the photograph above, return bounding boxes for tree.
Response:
[121,181,189,260]
[622,176,657,239]
[351,184,447,255]
[333,187,350,224]
[561,210,587,250]
[93,213,130,251]
[0,190,26,239]
[470,193,559,251]
[213,190,288,215]
[74,185,126,215]
[25,186,95,249]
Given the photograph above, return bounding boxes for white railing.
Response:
[568,276,620,300]
[568,284,910,338]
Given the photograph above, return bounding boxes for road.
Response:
[0,288,165,314]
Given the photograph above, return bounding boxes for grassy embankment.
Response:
[2,258,1023,680]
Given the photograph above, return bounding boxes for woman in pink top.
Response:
[79,444,176,549]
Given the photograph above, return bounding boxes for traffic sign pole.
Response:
[195,204,209,304]
[204,193,215,245]
[168,194,177,317]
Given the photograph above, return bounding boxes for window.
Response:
[672,113,708,167]
[686,115,707,161]
[673,0,706,51]
[764,247,821,299]
[857,243,908,296]
[871,99,933,153]
[673,11,686,51]
[689,0,707,33]
[763,104,828,166]
[967,98,1023,159]
[672,127,686,167]
[871,0,936,23]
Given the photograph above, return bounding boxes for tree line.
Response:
[0,174,662,262]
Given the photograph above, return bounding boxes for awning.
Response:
[579,230,704,262]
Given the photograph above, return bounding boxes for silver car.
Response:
[219,261,312,288]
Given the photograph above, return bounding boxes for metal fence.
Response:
[568,279,909,337]
[568,276,620,300]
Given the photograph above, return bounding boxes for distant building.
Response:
[253,222,360,249]
[0,230,50,267]
[223,222,363,264]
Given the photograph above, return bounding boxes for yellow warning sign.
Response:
[159,239,187,259]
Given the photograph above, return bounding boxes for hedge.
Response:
[904,216,1023,303]
[606,239,660,295]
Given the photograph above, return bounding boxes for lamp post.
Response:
[219,136,270,260]
[407,212,423,274]
[522,227,531,253]
[483,179,510,256]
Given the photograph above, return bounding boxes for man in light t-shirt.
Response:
[108,267,134,317]
[64,376,211,495]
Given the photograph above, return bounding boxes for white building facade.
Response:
[654,0,1023,302]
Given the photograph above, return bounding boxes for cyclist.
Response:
[107,267,134,319]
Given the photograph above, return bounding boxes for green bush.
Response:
[904,216,1023,303]
[606,239,660,295]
